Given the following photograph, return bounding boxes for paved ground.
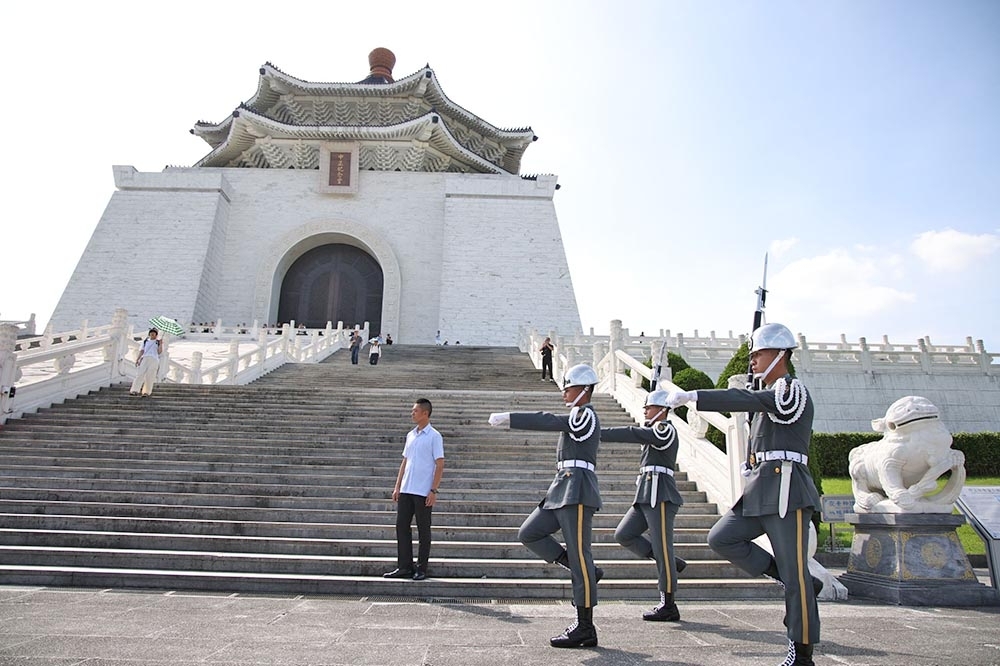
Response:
[2,577,999,666]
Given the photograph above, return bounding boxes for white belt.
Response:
[557,459,595,471]
[756,450,808,465]
[637,465,674,507]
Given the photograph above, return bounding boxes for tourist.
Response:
[667,323,821,666]
[297,323,307,335]
[435,330,442,345]
[349,331,361,365]
[369,338,382,365]
[130,329,162,397]
[385,334,393,345]
[488,364,603,648]
[603,390,687,622]
[540,337,555,381]
[384,398,445,581]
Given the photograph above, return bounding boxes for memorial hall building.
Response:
[50,48,583,345]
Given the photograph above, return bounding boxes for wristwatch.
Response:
[430,489,438,494]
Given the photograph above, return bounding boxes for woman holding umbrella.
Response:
[130,328,162,397]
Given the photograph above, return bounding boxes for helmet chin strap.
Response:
[565,386,590,408]
[753,349,785,385]
[644,407,667,427]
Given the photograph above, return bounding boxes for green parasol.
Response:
[149,315,185,337]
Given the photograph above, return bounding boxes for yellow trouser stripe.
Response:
[577,504,591,607]
[660,503,673,593]
[796,508,809,643]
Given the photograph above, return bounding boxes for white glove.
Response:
[488,412,510,427]
[666,390,697,408]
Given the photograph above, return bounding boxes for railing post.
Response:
[228,339,240,384]
[0,323,18,425]
[609,319,622,392]
[191,351,203,385]
[108,308,129,383]
[975,339,990,374]
[25,313,36,336]
[859,337,873,373]
[725,374,751,507]
[796,334,812,372]
[549,329,560,380]
[918,338,933,373]
[80,319,89,339]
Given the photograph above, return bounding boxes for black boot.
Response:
[550,606,598,648]
[764,557,823,596]
[780,639,815,666]
[642,591,680,622]
[554,550,603,582]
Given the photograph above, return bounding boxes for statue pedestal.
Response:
[839,513,998,606]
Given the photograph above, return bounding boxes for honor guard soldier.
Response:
[603,390,687,622]
[488,363,603,648]
[667,323,821,666]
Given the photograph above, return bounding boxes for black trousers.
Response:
[541,356,553,379]
[395,493,433,571]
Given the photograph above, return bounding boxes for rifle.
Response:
[746,253,768,390]
[650,338,668,392]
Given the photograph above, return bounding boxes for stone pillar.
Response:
[227,339,240,384]
[108,308,129,381]
[608,320,622,391]
[0,323,18,425]
[840,513,999,606]
[191,351,203,385]
[859,337,873,373]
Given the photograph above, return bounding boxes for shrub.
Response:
[810,431,1000,477]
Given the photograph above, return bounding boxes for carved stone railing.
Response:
[519,324,999,381]
[0,313,36,337]
[1,310,367,424]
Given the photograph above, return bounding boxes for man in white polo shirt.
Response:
[384,398,445,581]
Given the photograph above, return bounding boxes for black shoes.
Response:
[412,569,427,581]
[763,558,824,596]
[382,568,414,579]
[550,607,598,648]
[780,639,815,666]
[642,593,680,622]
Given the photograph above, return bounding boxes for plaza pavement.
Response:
[2,571,999,666]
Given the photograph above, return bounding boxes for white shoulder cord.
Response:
[768,377,807,424]
[568,405,596,442]
[648,420,677,450]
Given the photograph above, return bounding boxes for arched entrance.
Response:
[277,244,383,332]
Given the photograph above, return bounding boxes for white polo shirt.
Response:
[399,423,444,496]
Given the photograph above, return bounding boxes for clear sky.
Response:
[2,0,998,350]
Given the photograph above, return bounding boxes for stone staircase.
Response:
[0,344,779,601]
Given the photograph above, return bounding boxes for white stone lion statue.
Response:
[848,396,965,513]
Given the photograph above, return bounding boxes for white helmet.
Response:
[562,364,598,389]
[749,323,797,352]
[645,390,670,409]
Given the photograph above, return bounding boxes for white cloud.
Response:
[768,238,799,258]
[910,229,1000,272]
[771,249,916,318]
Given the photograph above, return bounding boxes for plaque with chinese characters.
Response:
[319,142,359,194]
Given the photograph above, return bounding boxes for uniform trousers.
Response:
[395,493,433,571]
[519,504,598,608]
[615,502,679,594]
[708,500,820,644]
[130,357,159,395]
[541,356,553,379]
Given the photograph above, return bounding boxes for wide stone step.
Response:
[0,476,709,504]
[0,529,720,560]
[0,464,695,489]
[0,546,753,580]
[0,500,724,528]
[0,514,712,543]
[0,565,783,601]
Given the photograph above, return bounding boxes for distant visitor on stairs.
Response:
[130,329,162,397]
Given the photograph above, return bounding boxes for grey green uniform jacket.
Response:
[602,424,685,508]
[695,377,821,517]
[509,405,603,511]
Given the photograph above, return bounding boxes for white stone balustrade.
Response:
[0,313,36,337]
[2,310,366,424]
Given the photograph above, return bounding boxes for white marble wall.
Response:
[50,166,582,345]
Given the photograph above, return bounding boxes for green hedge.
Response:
[810,431,1000,477]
